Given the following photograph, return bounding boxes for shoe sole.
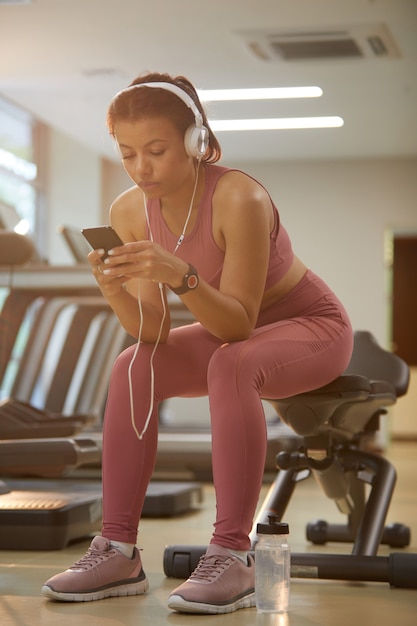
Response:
[41,577,149,602]
[168,591,256,614]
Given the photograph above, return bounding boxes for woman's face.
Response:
[114,117,194,199]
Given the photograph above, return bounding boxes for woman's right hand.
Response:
[88,249,128,298]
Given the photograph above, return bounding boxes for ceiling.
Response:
[0,0,416,164]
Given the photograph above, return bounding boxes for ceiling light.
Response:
[198,86,323,101]
[209,116,344,131]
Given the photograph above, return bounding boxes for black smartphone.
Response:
[81,226,124,259]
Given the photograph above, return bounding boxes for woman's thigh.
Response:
[148,322,224,400]
[212,315,353,400]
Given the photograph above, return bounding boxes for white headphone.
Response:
[131,81,209,159]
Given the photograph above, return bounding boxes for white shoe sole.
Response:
[41,577,149,602]
[168,591,255,614]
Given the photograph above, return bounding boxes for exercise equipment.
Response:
[163,331,417,589]
[163,544,417,589]
[0,235,120,548]
[0,238,204,547]
[0,477,202,550]
[0,478,102,550]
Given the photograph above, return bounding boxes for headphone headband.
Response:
[130,81,203,128]
[120,80,208,159]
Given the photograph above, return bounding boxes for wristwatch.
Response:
[169,264,199,295]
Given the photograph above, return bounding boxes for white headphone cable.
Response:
[128,162,201,440]
[173,160,201,253]
[128,280,166,440]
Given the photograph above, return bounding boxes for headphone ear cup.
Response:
[184,124,209,158]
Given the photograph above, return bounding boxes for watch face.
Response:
[187,273,199,290]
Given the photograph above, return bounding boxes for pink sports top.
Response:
[146,164,294,291]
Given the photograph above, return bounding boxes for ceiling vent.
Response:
[238,23,401,61]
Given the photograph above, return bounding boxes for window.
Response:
[0,96,44,239]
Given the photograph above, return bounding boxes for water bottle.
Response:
[255,515,290,613]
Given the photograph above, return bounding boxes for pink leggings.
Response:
[101,271,353,550]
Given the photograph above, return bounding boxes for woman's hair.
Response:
[106,72,221,164]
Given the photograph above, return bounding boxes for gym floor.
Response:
[1,441,416,626]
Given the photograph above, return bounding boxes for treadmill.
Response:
[0,250,203,549]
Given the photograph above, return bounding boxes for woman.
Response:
[42,72,353,614]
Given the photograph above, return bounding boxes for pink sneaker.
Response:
[41,536,149,602]
[168,544,255,614]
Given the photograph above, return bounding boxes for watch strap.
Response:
[169,264,199,295]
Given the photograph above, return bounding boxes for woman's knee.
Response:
[112,344,135,375]
[111,342,154,380]
[207,341,247,385]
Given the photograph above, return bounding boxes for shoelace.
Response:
[69,546,114,571]
[190,555,233,582]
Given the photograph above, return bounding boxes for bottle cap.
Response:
[256,514,289,535]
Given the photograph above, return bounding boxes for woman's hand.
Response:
[88,248,129,298]
[88,244,172,341]
[100,240,188,288]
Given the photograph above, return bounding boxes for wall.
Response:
[392,368,417,438]
[46,128,103,264]
[230,158,417,347]
[101,157,131,221]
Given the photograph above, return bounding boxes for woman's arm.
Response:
[176,171,272,341]
[100,275,170,341]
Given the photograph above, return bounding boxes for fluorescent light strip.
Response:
[209,116,344,131]
[198,86,323,101]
